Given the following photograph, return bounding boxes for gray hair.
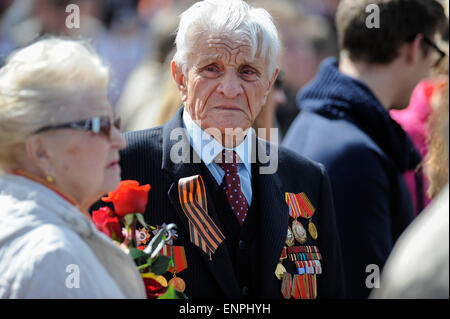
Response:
[0,37,109,170]
[173,0,280,77]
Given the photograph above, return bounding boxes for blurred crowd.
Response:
[0,0,448,299]
[0,0,339,136]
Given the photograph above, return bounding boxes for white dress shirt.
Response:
[182,108,254,205]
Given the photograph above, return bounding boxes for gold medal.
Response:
[168,276,186,292]
[308,220,318,240]
[275,262,287,280]
[292,219,307,244]
[286,226,295,247]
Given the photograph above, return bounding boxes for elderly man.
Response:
[118,0,344,299]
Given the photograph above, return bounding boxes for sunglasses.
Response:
[33,116,121,138]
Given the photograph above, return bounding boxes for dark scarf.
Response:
[297,57,422,173]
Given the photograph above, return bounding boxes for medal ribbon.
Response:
[281,272,292,299]
[160,245,188,273]
[285,192,316,219]
[285,192,302,219]
[178,175,226,259]
[296,192,315,218]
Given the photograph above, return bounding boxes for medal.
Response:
[168,274,186,292]
[291,219,307,244]
[159,245,188,292]
[275,247,288,280]
[275,262,287,280]
[286,226,295,246]
[308,221,318,240]
[138,227,151,245]
[285,192,318,241]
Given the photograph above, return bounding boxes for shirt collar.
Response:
[182,108,253,173]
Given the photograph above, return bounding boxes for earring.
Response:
[46,175,54,184]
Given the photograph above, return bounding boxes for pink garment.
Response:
[390,80,435,216]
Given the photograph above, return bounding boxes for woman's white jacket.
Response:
[0,174,146,299]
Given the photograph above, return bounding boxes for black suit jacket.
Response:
[118,108,345,299]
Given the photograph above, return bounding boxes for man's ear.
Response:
[24,135,52,176]
[404,34,425,66]
[171,60,188,102]
[263,67,280,104]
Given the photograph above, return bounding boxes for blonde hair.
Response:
[0,37,109,170]
[424,78,449,198]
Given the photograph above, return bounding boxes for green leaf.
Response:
[135,213,147,228]
[146,256,156,267]
[157,285,178,299]
[129,247,147,260]
[150,255,171,276]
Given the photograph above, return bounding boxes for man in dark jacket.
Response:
[283,0,447,298]
[116,0,345,299]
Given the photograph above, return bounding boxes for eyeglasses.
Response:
[33,116,121,138]
[423,37,446,67]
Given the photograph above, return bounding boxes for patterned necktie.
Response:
[217,150,249,226]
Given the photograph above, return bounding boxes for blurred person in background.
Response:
[283,0,447,298]
[371,52,449,299]
[115,4,186,131]
[252,73,287,144]
[254,0,338,139]
[0,0,15,66]
[0,38,145,298]
[8,0,105,46]
[6,0,152,109]
[389,0,449,216]
[96,0,152,108]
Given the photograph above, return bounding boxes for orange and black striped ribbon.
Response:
[178,175,226,260]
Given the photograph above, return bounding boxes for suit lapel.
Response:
[253,139,289,298]
[162,108,240,297]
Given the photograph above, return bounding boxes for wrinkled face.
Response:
[41,92,126,207]
[176,33,278,135]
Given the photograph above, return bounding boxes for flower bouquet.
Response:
[92,180,187,299]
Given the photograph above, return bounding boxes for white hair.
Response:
[173,0,280,77]
[0,37,109,170]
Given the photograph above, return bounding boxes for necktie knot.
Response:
[218,149,239,173]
